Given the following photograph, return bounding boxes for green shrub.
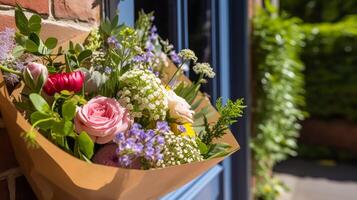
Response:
[302,16,357,121]
[281,0,357,22]
[251,4,306,200]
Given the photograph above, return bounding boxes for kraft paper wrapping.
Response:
[0,30,239,200]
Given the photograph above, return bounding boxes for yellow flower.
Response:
[170,123,196,137]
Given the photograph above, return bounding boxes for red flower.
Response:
[43,71,84,95]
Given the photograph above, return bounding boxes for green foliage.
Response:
[24,92,93,161]
[251,7,306,200]
[302,17,357,121]
[64,42,92,71]
[195,98,244,159]
[281,0,357,22]
[29,93,51,113]
[200,98,244,145]
[97,14,141,97]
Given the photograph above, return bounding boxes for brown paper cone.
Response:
[0,29,239,200]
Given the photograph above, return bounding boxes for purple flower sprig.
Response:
[0,28,15,61]
[113,121,169,169]
[107,36,122,49]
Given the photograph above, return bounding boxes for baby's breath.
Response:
[157,131,203,168]
[118,69,168,121]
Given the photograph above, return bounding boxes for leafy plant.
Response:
[200,98,245,145]
[197,98,244,159]
[281,0,357,22]
[251,3,306,199]
[302,17,357,122]
[24,91,93,161]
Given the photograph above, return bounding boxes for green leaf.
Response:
[12,45,25,58]
[38,42,50,55]
[111,15,119,29]
[77,49,92,63]
[29,14,41,25]
[74,44,84,53]
[53,120,73,136]
[100,19,112,35]
[29,33,40,45]
[29,93,51,113]
[69,41,74,50]
[60,90,74,96]
[196,139,208,155]
[45,37,58,49]
[78,131,94,159]
[25,39,38,52]
[57,46,63,54]
[62,100,77,120]
[30,111,53,130]
[15,5,29,35]
[28,15,41,34]
[205,143,232,159]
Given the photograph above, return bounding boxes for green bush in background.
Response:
[281,0,357,22]
[251,3,306,199]
[302,16,357,121]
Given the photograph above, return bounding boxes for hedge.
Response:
[302,16,357,121]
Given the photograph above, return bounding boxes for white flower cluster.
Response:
[84,28,102,51]
[193,62,216,78]
[178,49,198,63]
[156,131,203,168]
[118,68,168,121]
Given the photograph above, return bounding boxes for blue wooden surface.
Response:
[160,165,222,200]
[118,0,134,27]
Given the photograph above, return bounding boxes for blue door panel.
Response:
[161,165,222,200]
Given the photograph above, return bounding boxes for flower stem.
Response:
[166,61,185,87]
[0,65,22,76]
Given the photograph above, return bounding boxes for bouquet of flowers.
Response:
[0,6,244,199]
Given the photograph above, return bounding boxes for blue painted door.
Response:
[113,0,249,199]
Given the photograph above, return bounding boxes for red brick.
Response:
[53,0,101,24]
[0,14,15,31]
[0,14,87,41]
[39,22,87,45]
[0,0,49,15]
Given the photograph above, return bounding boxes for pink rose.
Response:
[166,89,195,123]
[23,62,48,92]
[74,96,132,144]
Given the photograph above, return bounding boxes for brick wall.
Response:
[0,1,101,199]
[0,0,101,36]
